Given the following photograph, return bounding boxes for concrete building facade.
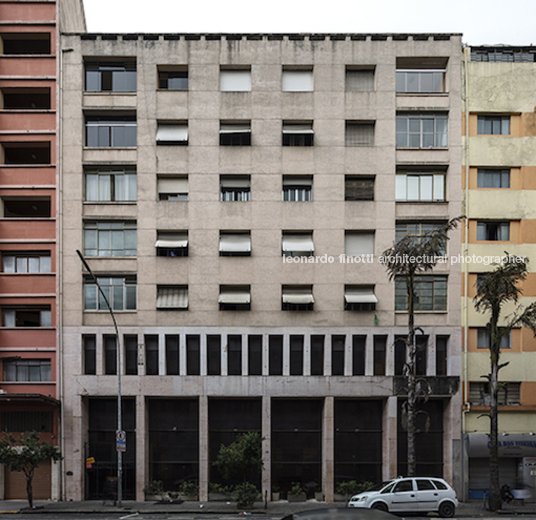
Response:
[0,0,84,500]
[60,32,463,502]
[462,46,536,500]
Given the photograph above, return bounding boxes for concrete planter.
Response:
[288,493,307,502]
[272,492,280,501]
[334,494,347,502]
[315,492,324,501]
[209,492,234,501]
[180,493,198,502]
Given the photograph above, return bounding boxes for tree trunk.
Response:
[25,471,33,509]
[406,274,417,477]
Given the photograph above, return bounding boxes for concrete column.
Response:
[365,334,374,376]
[262,395,271,501]
[135,394,147,501]
[221,333,228,376]
[282,334,290,376]
[427,334,436,376]
[262,333,269,376]
[51,459,61,501]
[383,396,398,480]
[385,333,395,376]
[344,333,352,376]
[200,333,207,376]
[323,396,334,502]
[179,333,186,376]
[199,395,209,502]
[324,335,331,375]
[303,334,311,376]
[242,333,248,375]
[139,333,146,376]
[158,333,166,375]
[96,333,103,375]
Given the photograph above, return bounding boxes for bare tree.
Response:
[474,254,536,511]
[382,218,459,476]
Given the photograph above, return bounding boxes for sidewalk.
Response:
[1,499,536,516]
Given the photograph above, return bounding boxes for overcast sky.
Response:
[83,0,535,46]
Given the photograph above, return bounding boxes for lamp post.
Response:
[76,250,123,507]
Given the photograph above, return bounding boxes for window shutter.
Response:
[345,177,374,200]
[220,70,251,91]
[282,70,313,91]
[346,123,374,146]
[346,70,374,92]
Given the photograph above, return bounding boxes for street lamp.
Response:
[76,250,123,507]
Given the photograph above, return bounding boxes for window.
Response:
[157,176,188,201]
[156,285,188,310]
[1,411,53,433]
[186,335,200,375]
[166,335,180,375]
[85,61,136,92]
[373,336,386,375]
[84,221,137,257]
[282,175,312,201]
[104,335,117,375]
[472,48,536,63]
[469,382,520,406]
[395,275,447,311]
[282,122,314,146]
[477,221,510,241]
[282,232,314,257]
[345,231,374,256]
[220,175,251,201]
[282,285,314,311]
[396,69,445,93]
[124,335,138,375]
[248,335,262,375]
[85,167,137,202]
[228,335,242,375]
[220,68,251,91]
[477,116,510,135]
[436,336,448,376]
[352,336,366,376]
[395,172,445,202]
[282,68,313,91]
[290,335,304,376]
[416,335,428,376]
[2,142,51,165]
[207,335,221,375]
[477,169,510,188]
[145,335,159,375]
[332,335,345,376]
[311,335,324,375]
[477,328,511,349]
[156,231,188,257]
[84,276,137,311]
[345,286,378,311]
[345,122,374,146]
[156,123,188,145]
[220,232,251,257]
[1,33,50,55]
[2,253,51,273]
[269,335,283,375]
[1,196,50,218]
[158,66,188,90]
[395,222,447,255]
[1,87,51,110]
[219,285,251,311]
[3,359,51,382]
[85,116,136,147]
[345,68,374,92]
[2,307,51,327]
[83,335,96,375]
[220,122,251,146]
[345,176,374,201]
[396,113,448,148]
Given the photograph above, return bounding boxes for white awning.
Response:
[155,232,188,249]
[220,233,251,252]
[282,124,314,134]
[157,177,188,193]
[220,124,251,134]
[345,286,378,304]
[282,286,314,304]
[156,124,188,143]
[157,286,188,309]
[282,234,314,253]
[220,70,251,92]
[220,176,250,188]
[219,289,251,304]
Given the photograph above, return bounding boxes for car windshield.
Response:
[367,481,393,492]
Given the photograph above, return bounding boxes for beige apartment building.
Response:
[462,46,536,500]
[59,32,463,501]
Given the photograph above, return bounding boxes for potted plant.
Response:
[272,485,280,501]
[179,480,199,501]
[143,480,166,502]
[209,483,233,501]
[287,483,306,502]
[234,482,259,508]
[335,481,373,502]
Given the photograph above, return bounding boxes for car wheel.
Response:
[438,501,455,518]
[371,502,388,512]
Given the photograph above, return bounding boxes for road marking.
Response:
[120,513,139,520]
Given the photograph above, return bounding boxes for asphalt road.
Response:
[0,516,525,520]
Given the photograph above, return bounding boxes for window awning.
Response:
[220,176,250,188]
[345,286,378,304]
[220,124,251,134]
[219,289,251,304]
[157,177,188,193]
[155,232,188,249]
[156,286,188,309]
[282,124,314,134]
[282,287,314,304]
[220,234,251,253]
[156,124,188,143]
[282,234,314,253]
[283,175,312,187]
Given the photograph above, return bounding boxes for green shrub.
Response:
[289,483,304,496]
[180,481,199,496]
[335,480,373,496]
[234,482,258,506]
[143,480,165,499]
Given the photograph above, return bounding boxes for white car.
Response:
[347,477,458,517]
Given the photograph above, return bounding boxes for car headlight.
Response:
[360,496,368,501]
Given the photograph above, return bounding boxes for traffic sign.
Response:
[116,430,126,442]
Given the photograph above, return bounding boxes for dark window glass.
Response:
[352,335,366,376]
[345,176,374,201]
[436,336,448,376]
[416,479,436,490]
[145,335,159,375]
[165,335,180,375]
[395,337,406,376]
[124,335,138,375]
[373,336,386,375]
[2,34,50,55]
[207,335,221,375]
[187,335,200,375]
[477,169,510,188]
[269,335,283,375]
[1,411,53,433]
[477,116,510,135]
[290,335,304,376]
[228,335,242,375]
[332,335,345,376]
[104,335,117,375]
[85,116,137,148]
[85,62,137,92]
[84,335,96,375]
[159,70,188,90]
[2,88,50,109]
[310,335,324,376]
[248,335,262,375]
[3,143,51,165]
[416,336,428,376]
